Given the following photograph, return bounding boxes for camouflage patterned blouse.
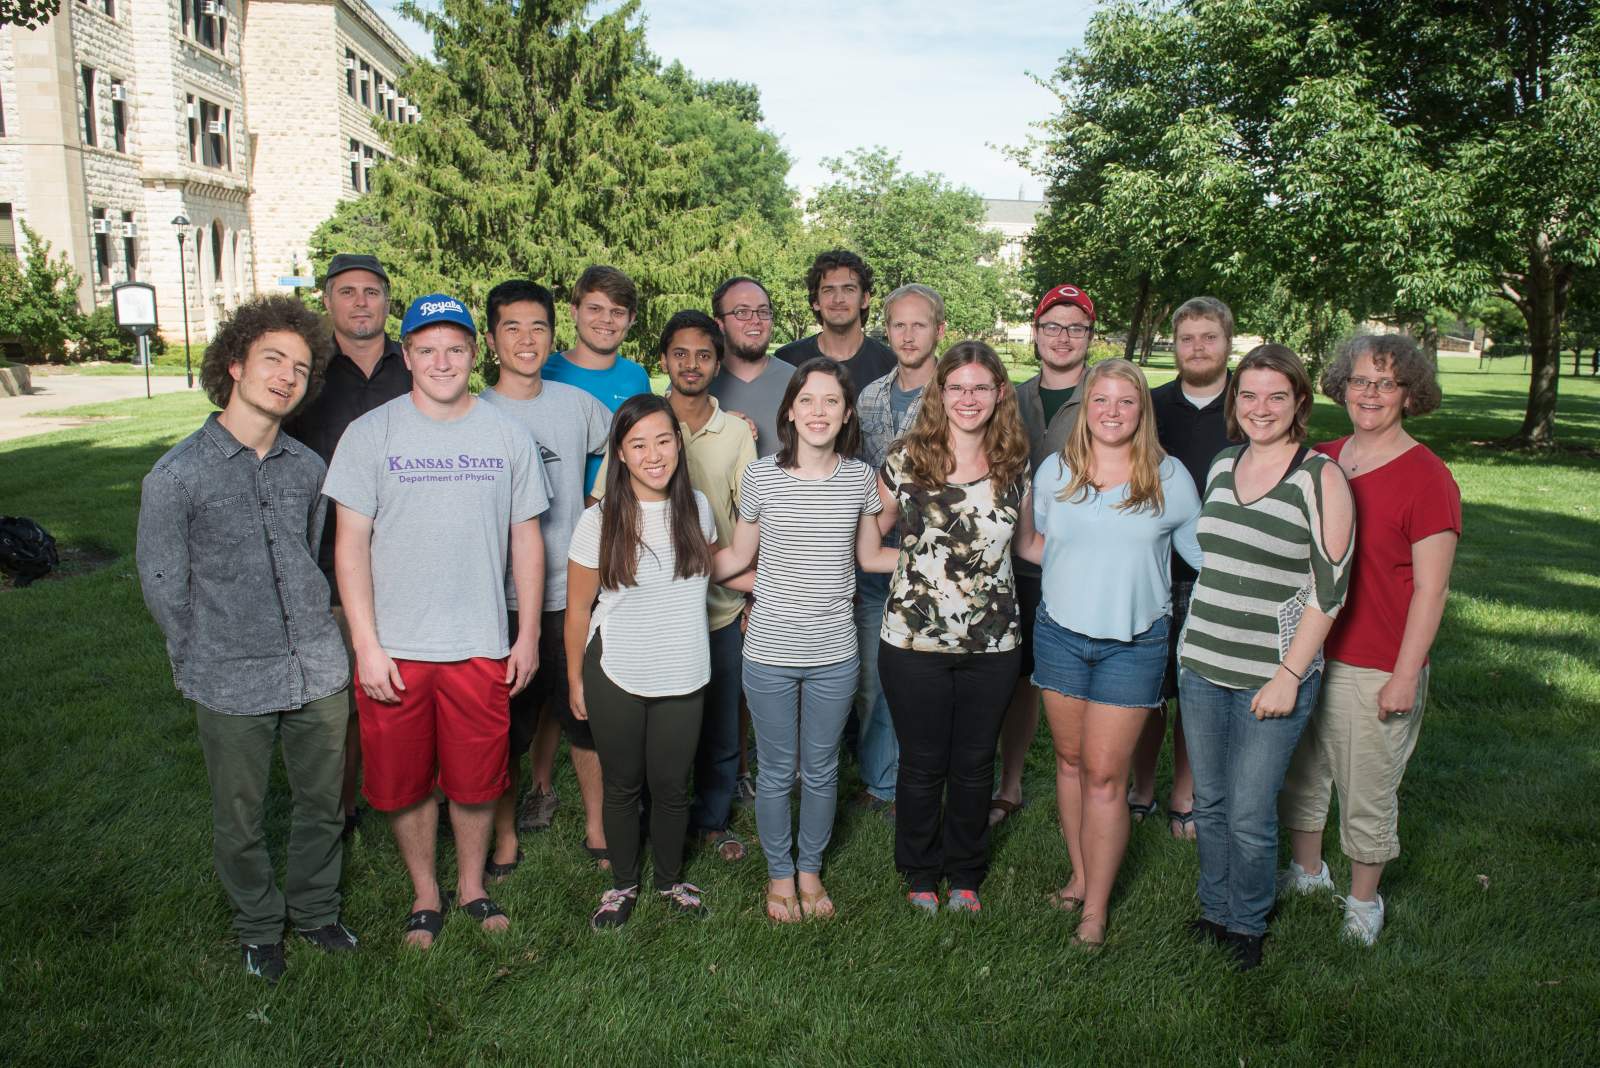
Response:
[878,446,1026,654]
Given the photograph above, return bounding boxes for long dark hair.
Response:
[597,394,711,589]
[775,356,860,467]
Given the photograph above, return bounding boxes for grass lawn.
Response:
[2,359,1596,1066]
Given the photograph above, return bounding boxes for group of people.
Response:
[135,246,1461,983]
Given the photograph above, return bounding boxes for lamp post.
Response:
[171,214,194,388]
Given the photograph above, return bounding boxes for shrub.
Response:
[0,223,85,363]
[76,304,168,362]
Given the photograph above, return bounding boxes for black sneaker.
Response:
[658,882,708,917]
[1227,931,1265,971]
[1186,917,1227,945]
[296,921,359,952]
[241,941,286,984]
[590,886,639,930]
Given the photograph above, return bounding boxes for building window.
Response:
[111,79,127,152]
[122,210,137,279]
[362,144,375,189]
[93,208,111,285]
[359,61,370,107]
[1,81,7,137]
[349,137,361,191]
[345,49,356,97]
[385,80,396,121]
[211,220,223,284]
[102,0,114,15]
[81,66,97,147]
[186,94,198,162]
[185,0,224,51]
[192,99,229,169]
[0,205,15,259]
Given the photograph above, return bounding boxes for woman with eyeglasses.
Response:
[1177,344,1354,970]
[1277,334,1459,947]
[862,342,1031,914]
[1012,359,1204,947]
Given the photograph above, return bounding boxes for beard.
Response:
[1178,358,1227,390]
[725,336,768,362]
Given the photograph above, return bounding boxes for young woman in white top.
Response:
[1014,358,1204,948]
[566,394,719,930]
[711,357,889,924]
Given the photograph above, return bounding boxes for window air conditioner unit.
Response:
[207,119,226,134]
[347,150,361,163]
[121,222,139,237]
[344,56,357,70]
[186,102,197,119]
[203,1,221,15]
[91,219,111,234]
[109,84,128,102]
[395,96,407,109]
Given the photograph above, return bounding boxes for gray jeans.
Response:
[742,655,858,878]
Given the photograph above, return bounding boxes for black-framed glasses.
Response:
[1037,323,1091,339]
[1348,375,1399,394]
[722,307,773,321]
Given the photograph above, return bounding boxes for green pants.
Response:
[194,689,348,944]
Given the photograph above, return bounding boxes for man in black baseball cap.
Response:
[284,253,410,839]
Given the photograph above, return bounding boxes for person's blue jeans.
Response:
[1179,667,1322,937]
[854,569,897,801]
[690,620,744,835]
[742,654,858,878]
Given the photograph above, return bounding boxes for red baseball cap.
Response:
[1034,284,1095,324]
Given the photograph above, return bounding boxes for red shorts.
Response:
[356,657,510,811]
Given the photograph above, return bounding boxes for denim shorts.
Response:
[1032,609,1170,709]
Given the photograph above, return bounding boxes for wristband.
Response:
[1280,661,1306,682]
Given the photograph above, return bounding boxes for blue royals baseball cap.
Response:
[401,293,477,339]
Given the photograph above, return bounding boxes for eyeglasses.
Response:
[1037,323,1091,339]
[1348,375,1400,394]
[721,307,773,321]
[943,383,998,398]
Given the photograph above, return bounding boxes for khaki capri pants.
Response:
[1279,661,1429,865]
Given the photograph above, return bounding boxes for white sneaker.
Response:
[1277,858,1335,897]
[1337,893,1386,946]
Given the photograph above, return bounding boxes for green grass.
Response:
[2,367,1598,1066]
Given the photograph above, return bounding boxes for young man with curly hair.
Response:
[774,249,895,406]
[136,295,353,985]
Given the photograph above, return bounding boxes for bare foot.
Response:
[1074,914,1107,948]
[1049,880,1086,912]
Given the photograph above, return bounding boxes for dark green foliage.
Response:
[0,0,59,29]
[76,305,168,363]
[0,224,84,363]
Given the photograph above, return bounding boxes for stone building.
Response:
[0,0,415,343]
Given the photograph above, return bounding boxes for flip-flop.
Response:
[584,843,611,870]
[766,891,802,924]
[1128,798,1160,823]
[988,797,1023,827]
[458,896,508,931]
[485,847,523,882]
[1168,808,1197,840]
[799,888,835,920]
[704,829,747,862]
[402,891,452,949]
[1048,887,1085,913]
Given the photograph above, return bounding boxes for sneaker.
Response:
[590,886,639,930]
[1337,893,1385,946]
[295,921,359,952]
[906,891,939,915]
[341,807,363,841]
[516,787,559,832]
[1226,931,1264,972]
[1277,858,1335,897]
[734,774,756,807]
[1185,916,1227,945]
[658,882,708,917]
[241,941,287,984]
[945,889,982,913]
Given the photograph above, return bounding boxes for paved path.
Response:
[0,372,196,444]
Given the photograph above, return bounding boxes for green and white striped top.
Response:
[1178,446,1353,690]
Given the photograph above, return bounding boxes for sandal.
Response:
[1049,887,1085,913]
[1168,808,1197,840]
[402,891,452,949]
[766,891,802,924]
[798,888,836,920]
[988,796,1023,827]
[1127,796,1160,823]
[1072,917,1107,951]
[584,842,611,871]
[458,896,508,932]
[704,828,747,863]
[485,846,523,882]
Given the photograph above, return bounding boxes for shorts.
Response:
[1016,571,1042,679]
[1161,579,1195,702]
[506,609,590,755]
[355,656,510,811]
[1031,608,1169,710]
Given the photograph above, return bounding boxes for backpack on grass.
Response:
[0,516,59,587]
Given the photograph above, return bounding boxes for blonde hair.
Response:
[1056,358,1167,514]
[897,341,1029,492]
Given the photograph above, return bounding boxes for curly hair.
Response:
[1321,333,1443,417]
[805,249,874,326]
[775,357,861,466]
[895,341,1029,493]
[200,295,333,413]
[1224,343,1314,443]
[1056,359,1168,514]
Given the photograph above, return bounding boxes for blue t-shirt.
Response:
[1033,454,1203,642]
[542,351,653,492]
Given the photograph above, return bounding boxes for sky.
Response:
[369,0,1098,202]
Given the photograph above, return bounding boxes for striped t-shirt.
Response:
[568,491,717,697]
[1178,446,1353,690]
[738,455,882,667]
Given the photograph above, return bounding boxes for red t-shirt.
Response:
[1317,438,1462,672]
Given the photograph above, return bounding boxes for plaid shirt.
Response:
[858,371,925,468]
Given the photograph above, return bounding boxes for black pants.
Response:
[879,642,1022,892]
[583,636,703,891]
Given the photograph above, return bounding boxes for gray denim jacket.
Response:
[136,414,349,715]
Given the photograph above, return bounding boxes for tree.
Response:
[807,147,1014,339]
[1,0,60,29]
[1025,0,1600,441]
[0,224,84,363]
[311,0,792,372]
